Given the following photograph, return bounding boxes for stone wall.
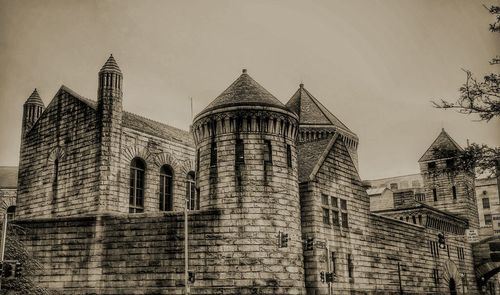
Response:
[17,88,101,218]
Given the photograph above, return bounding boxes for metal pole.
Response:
[0,212,8,290]
[185,182,190,295]
[325,243,332,295]
[398,262,403,295]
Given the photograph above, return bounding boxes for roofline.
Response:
[364,172,422,182]
[372,204,468,224]
[193,104,299,123]
[418,129,464,162]
[308,134,339,181]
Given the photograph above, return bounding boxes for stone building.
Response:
[0,166,17,220]
[9,55,484,294]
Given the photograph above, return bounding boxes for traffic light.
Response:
[326,272,334,283]
[188,271,195,284]
[305,237,314,251]
[15,261,22,277]
[438,233,446,249]
[320,271,325,283]
[3,262,14,279]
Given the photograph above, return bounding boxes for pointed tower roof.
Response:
[99,54,121,73]
[418,129,464,162]
[197,69,289,118]
[286,84,354,136]
[24,89,44,106]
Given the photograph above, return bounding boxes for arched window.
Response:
[129,158,145,213]
[159,165,173,211]
[186,171,198,210]
[6,206,16,221]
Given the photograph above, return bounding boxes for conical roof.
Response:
[99,54,121,73]
[418,129,464,162]
[286,84,354,136]
[197,70,289,117]
[25,89,44,106]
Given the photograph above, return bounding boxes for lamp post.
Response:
[184,181,190,295]
[0,212,8,290]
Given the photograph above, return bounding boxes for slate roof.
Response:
[57,85,193,146]
[198,70,289,117]
[418,129,463,162]
[297,137,332,182]
[100,54,121,73]
[286,85,355,137]
[25,89,44,106]
[0,166,18,189]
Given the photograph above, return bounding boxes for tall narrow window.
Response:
[433,269,440,285]
[452,186,457,199]
[210,141,217,168]
[331,252,336,274]
[286,144,292,168]
[6,206,16,221]
[263,140,272,164]
[235,139,245,165]
[129,158,145,213]
[186,171,198,210]
[159,165,173,211]
[340,199,349,228]
[347,254,354,278]
[433,188,437,201]
[52,158,59,202]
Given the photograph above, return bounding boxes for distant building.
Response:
[0,166,17,220]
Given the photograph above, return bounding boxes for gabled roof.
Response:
[54,85,193,145]
[297,134,339,183]
[286,84,355,137]
[418,129,463,162]
[197,70,289,118]
[25,89,44,106]
[0,166,18,189]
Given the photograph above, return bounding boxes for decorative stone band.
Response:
[192,106,299,144]
[298,126,359,149]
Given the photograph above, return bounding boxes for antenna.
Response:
[190,97,193,120]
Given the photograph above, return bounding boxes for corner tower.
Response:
[22,89,45,138]
[418,129,479,227]
[97,55,123,211]
[192,69,305,293]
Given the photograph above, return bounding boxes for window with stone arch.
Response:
[159,165,174,211]
[6,206,16,221]
[186,171,199,210]
[129,157,146,213]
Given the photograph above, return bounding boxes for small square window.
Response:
[321,194,329,205]
[340,199,347,210]
[446,159,455,169]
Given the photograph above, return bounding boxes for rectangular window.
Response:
[483,198,491,209]
[428,162,436,170]
[322,208,330,225]
[452,186,457,199]
[210,141,217,167]
[286,144,292,168]
[446,159,455,169]
[433,188,437,201]
[235,139,245,165]
[321,194,329,206]
[340,199,347,210]
[331,197,338,208]
[485,214,493,225]
[429,241,439,258]
[347,254,354,278]
[341,212,349,228]
[263,140,272,164]
[331,252,336,274]
[332,210,340,226]
[457,247,465,261]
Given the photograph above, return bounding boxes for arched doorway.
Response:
[449,278,457,295]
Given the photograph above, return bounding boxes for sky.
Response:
[0,0,498,180]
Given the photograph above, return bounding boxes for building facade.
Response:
[7,56,486,294]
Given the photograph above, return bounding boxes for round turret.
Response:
[22,89,45,137]
[192,70,305,293]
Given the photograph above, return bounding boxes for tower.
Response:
[286,83,359,169]
[418,129,479,227]
[192,69,305,293]
[21,89,45,138]
[97,54,123,211]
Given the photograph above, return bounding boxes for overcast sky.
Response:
[0,0,498,180]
